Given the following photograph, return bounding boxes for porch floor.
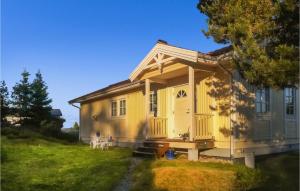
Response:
[145,138,214,149]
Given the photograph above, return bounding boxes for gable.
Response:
[129,42,202,81]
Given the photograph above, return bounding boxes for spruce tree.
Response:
[0,81,10,126]
[73,122,79,130]
[30,70,52,127]
[198,0,299,88]
[11,70,32,125]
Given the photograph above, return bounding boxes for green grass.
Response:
[254,151,299,191]
[1,136,132,191]
[1,130,298,191]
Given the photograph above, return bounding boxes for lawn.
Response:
[1,132,298,191]
[131,153,299,191]
[255,151,299,191]
[1,135,132,191]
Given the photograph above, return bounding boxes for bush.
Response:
[56,131,79,143]
[1,127,39,139]
[1,146,8,163]
[234,165,265,190]
[40,118,65,136]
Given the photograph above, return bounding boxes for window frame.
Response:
[255,87,270,114]
[176,89,187,99]
[284,87,296,117]
[119,99,126,116]
[150,91,157,113]
[111,100,117,117]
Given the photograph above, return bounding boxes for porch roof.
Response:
[69,40,232,104]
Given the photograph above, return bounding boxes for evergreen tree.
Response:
[73,122,79,130]
[11,70,32,125]
[30,70,52,127]
[0,81,10,126]
[198,0,299,88]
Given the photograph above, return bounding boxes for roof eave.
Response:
[68,81,144,104]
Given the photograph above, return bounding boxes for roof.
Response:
[69,40,232,104]
[69,80,143,104]
[51,109,62,117]
[207,46,233,56]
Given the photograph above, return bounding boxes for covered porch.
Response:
[129,41,219,143]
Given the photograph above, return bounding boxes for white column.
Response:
[189,66,195,141]
[145,79,150,138]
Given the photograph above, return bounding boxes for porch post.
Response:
[145,78,150,138]
[189,66,195,141]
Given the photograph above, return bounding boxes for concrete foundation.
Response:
[244,152,255,168]
[188,149,198,161]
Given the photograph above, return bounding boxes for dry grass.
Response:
[153,167,235,191]
[131,158,260,191]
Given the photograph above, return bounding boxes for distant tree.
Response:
[30,71,52,127]
[73,122,79,130]
[11,70,32,125]
[198,0,299,88]
[0,81,10,126]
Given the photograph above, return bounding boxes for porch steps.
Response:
[133,141,170,158]
[133,139,215,158]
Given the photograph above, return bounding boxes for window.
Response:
[119,99,126,116]
[176,90,187,98]
[111,101,117,116]
[284,87,296,116]
[255,87,270,113]
[150,92,157,112]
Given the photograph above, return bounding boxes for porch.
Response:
[148,113,214,141]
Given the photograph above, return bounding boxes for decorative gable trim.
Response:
[129,43,201,81]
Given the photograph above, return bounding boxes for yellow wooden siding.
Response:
[195,74,213,115]
[127,90,146,140]
[213,68,231,147]
[157,88,167,117]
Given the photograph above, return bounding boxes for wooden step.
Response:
[196,139,214,150]
[132,150,156,158]
[133,141,170,158]
[136,146,156,153]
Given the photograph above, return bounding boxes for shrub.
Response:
[1,146,8,163]
[40,118,65,136]
[234,165,265,190]
[56,131,79,143]
[1,127,20,137]
[1,127,37,139]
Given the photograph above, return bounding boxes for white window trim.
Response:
[110,96,127,118]
[284,87,296,118]
[111,100,118,117]
[119,99,126,116]
[255,87,272,120]
[150,91,157,114]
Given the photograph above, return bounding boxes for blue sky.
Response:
[2,0,224,128]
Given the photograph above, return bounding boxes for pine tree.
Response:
[0,81,10,126]
[11,70,32,125]
[30,70,52,127]
[198,0,299,88]
[73,122,79,130]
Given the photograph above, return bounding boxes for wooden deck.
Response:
[145,138,214,150]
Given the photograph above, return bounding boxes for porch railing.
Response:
[194,113,213,140]
[149,117,168,138]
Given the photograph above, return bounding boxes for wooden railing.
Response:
[149,117,168,138]
[194,113,213,140]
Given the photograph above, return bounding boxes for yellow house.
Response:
[69,40,299,159]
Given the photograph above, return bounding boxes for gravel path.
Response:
[113,157,142,191]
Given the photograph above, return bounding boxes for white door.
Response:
[174,85,190,137]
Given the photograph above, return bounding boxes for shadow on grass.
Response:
[130,159,167,191]
[253,151,299,191]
